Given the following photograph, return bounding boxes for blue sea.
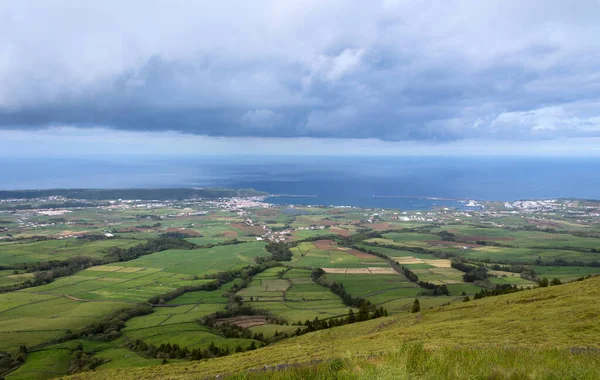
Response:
[1,156,599,209]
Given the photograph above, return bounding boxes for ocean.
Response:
[1,156,599,209]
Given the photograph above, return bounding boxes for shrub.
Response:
[411,299,421,313]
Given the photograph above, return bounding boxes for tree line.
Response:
[291,304,389,337]
[398,266,450,296]
[125,338,261,361]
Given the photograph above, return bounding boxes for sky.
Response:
[1,0,600,156]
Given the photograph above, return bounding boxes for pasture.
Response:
[291,240,389,268]
[434,226,600,251]
[0,270,33,287]
[530,266,600,281]
[322,273,422,312]
[0,292,131,353]
[0,238,143,266]
[241,268,352,322]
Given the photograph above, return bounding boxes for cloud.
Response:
[2,126,600,158]
[304,48,365,85]
[240,109,282,129]
[305,106,358,132]
[1,0,600,144]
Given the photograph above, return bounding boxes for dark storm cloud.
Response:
[1,0,600,141]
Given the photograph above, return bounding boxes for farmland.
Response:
[239,268,352,322]
[0,193,599,379]
[69,275,600,380]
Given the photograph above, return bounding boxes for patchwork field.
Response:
[240,268,352,322]
[291,240,390,268]
[322,273,425,313]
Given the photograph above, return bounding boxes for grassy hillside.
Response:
[66,276,600,379]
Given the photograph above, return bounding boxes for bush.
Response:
[411,299,421,313]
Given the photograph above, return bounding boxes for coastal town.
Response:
[1,194,599,242]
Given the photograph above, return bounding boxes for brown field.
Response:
[423,259,452,268]
[363,223,394,231]
[329,227,353,237]
[215,316,267,328]
[56,230,90,237]
[222,230,238,237]
[393,256,423,264]
[313,239,337,250]
[344,268,372,274]
[231,223,264,235]
[348,249,378,259]
[367,267,396,274]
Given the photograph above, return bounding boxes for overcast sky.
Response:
[1,0,600,156]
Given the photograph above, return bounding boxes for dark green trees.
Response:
[411,299,421,313]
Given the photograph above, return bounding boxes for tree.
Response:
[347,309,356,323]
[463,296,470,302]
[411,299,420,313]
[538,277,549,288]
[550,278,562,286]
[357,302,371,322]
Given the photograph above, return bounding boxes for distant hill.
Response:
[67,276,600,380]
[0,188,268,201]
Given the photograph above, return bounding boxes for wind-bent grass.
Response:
[228,344,600,380]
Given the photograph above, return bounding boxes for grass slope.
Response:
[66,276,600,379]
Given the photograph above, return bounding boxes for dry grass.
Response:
[422,259,451,268]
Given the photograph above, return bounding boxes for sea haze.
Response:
[1,156,599,208]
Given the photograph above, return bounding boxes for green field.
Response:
[6,348,72,380]
[240,268,352,322]
[0,270,34,286]
[0,238,143,266]
[322,273,423,312]
[0,292,132,352]
[429,226,600,254]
